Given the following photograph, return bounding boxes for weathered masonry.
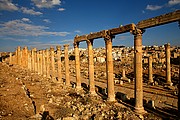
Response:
[73,10,180,114]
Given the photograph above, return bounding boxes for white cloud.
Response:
[22,18,31,22]
[0,0,18,11]
[58,8,65,11]
[146,5,163,11]
[21,7,43,15]
[168,0,180,5]
[74,30,81,33]
[0,19,70,37]
[43,19,51,23]
[32,0,61,8]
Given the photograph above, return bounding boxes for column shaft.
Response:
[17,46,21,66]
[50,47,56,82]
[105,35,115,101]
[9,52,12,65]
[87,40,96,95]
[42,50,46,77]
[165,43,172,85]
[133,29,145,113]
[56,46,62,83]
[31,49,35,71]
[64,45,70,85]
[34,48,37,72]
[74,42,81,89]
[148,55,153,83]
[46,49,50,78]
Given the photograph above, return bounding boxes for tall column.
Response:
[9,52,12,65]
[17,46,21,66]
[37,51,40,74]
[42,50,46,77]
[104,32,115,102]
[64,44,70,86]
[165,43,172,86]
[39,50,43,75]
[28,50,32,71]
[178,64,180,113]
[50,47,56,82]
[87,39,96,95]
[34,48,37,72]
[56,46,62,83]
[31,49,35,71]
[132,29,145,114]
[148,55,153,83]
[24,46,28,68]
[46,48,50,78]
[74,42,81,90]
[15,49,18,64]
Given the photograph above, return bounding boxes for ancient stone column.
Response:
[37,51,40,74]
[165,43,172,86]
[87,39,96,95]
[104,32,115,102]
[74,42,81,90]
[42,50,46,77]
[121,68,130,82]
[9,52,12,65]
[46,48,50,78]
[34,48,37,72]
[39,50,43,75]
[148,55,153,83]
[28,50,32,71]
[15,49,18,65]
[31,49,35,71]
[64,44,70,86]
[24,46,28,68]
[56,46,62,83]
[178,64,180,113]
[17,46,21,66]
[132,29,145,114]
[50,47,56,82]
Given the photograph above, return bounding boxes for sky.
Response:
[0,0,180,52]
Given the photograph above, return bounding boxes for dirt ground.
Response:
[0,62,163,120]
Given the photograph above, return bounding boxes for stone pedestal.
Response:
[64,44,70,86]
[104,33,115,102]
[165,43,172,86]
[148,55,153,84]
[50,47,56,82]
[74,42,81,90]
[46,49,50,78]
[132,29,146,114]
[121,68,130,83]
[56,46,62,83]
[87,39,96,95]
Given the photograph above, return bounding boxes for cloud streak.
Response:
[21,7,43,15]
[32,0,61,8]
[0,19,70,37]
[0,0,18,11]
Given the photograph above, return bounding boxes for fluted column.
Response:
[132,28,145,114]
[148,55,153,83]
[165,43,172,86]
[24,46,28,68]
[50,47,56,82]
[46,48,50,78]
[64,44,70,86]
[104,32,115,102]
[56,46,62,83]
[74,42,81,90]
[87,39,96,95]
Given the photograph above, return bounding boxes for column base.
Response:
[89,91,97,96]
[107,96,116,102]
[121,77,131,83]
[134,107,147,115]
[76,86,82,91]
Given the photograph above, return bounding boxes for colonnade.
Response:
[9,45,70,85]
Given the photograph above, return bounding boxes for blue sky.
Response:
[0,0,180,52]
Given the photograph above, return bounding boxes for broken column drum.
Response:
[132,28,145,113]
[64,44,70,86]
[87,39,96,95]
[56,46,62,83]
[74,42,81,89]
[104,33,115,102]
